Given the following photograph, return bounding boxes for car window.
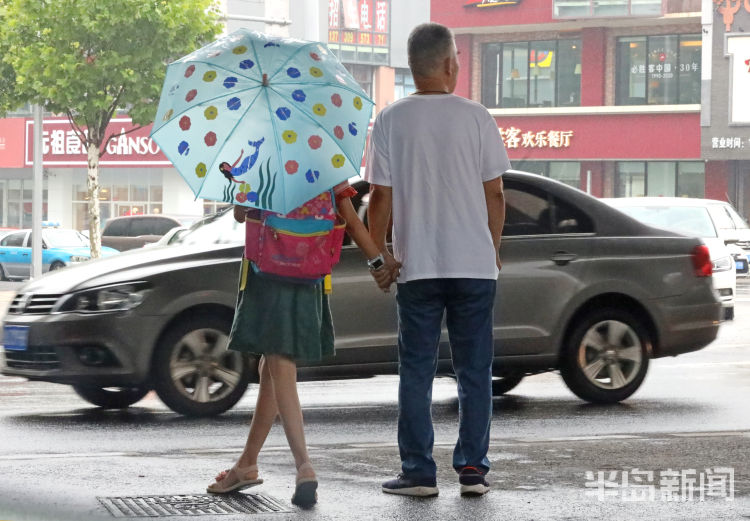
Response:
[152,218,180,235]
[724,205,750,229]
[128,218,156,236]
[707,206,736,231]
[103,219,129,237]
[552,198,594,233]
[616,206,717,238]
[178,209,244,245]
[503,186,553,236]
[43,229,89,248]
[1,232,27,247]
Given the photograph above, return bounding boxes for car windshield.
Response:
[176,208,244,246]
[43,229,90,248]
[725,205,750,230]
[615,206,717,238]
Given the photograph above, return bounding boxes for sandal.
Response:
[291,462,318,507]
[207,463,263,494]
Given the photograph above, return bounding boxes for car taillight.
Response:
[691,245,712,277]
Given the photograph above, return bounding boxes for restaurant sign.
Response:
[499,127,574,149]
[25,118,170,167]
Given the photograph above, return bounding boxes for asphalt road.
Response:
[0,280,749,520]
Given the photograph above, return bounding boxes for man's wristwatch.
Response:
[367,254,385,271]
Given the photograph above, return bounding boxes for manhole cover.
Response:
[98,493,291,517]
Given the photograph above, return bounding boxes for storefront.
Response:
[701,0,750,218]
[432,0,729,203]
[0,117,205,231]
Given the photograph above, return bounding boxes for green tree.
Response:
[0,0,221,256]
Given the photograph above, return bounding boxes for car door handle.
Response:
[22,253,29,256]
[551,251,577,266]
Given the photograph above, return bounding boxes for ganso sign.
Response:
[25,118,170,167]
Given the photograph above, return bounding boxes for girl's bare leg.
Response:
[235,357,278,477]
[264,354,315,479]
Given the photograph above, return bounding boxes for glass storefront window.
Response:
[512,161,581,188]
[482,40,581,109]
[646,161,676,196]
[677,162,705,198]
[616,161,705,198]
[616,34,700,105]
[554,0,661,17]
[73,169,163,229]
[616,162,646,197]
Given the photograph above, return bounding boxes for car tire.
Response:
[152,314,251,417]
[72,385,149,409]
[491,374,524,396]
[560,308,650,404]
[49,261,65,271]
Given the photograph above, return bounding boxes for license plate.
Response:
[736,260,749,273]
[3,325,29,351]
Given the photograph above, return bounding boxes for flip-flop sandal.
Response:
[291,462,318,507]
[207,463,263,494]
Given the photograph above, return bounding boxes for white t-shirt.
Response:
[364,94,511,282]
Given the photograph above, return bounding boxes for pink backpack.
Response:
[244,190,346,283]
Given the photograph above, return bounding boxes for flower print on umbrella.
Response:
[331,154,345,168]
[195,162,207,178]
[309,67,323,78]
[333,126,344,139]
[276,107,291,121]
[287,67,301,78]
[305,169,320,183]
[353,96,363,110]
[179,116,191,131]
[308,135,322,150]
[331,94,342,107]
[203,71,217,82]
[348,123,358,136]
[312,104,326,116]
[204,106,218,120]
[282,130,298,144]
[233,45,248,54]
[223,77,239,88]
[239,59,254,70]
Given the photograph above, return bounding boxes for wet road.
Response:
[0,281,749,520]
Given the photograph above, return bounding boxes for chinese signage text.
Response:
[499,127,574,149]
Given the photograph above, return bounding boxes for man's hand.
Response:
[495,249,502,271]
[370,251,401,293]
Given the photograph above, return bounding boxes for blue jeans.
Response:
[395,278,496,479]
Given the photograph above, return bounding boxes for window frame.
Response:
[481,39,582,109]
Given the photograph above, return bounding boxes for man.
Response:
[365,22,509,498]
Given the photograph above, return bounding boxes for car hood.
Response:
[19,242,243,295]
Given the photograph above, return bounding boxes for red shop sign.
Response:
[25,118,171,167]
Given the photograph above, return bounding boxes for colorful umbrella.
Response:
[150,29,374,214]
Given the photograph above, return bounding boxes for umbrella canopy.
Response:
[150,29,374,214]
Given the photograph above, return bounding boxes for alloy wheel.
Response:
[576,319,643,390]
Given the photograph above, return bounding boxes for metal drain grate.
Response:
[98,493,291,517]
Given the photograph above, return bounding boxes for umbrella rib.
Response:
[192,87,266,200]
[266,84,364,182]
[248,38,265,83]
[262,86,286,211]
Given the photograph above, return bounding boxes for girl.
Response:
[207,180,397,507]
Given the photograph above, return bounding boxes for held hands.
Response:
[370,251,401,293]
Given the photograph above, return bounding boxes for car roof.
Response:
[601,197,732,208]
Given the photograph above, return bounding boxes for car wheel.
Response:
[491,374,524,396]
[49,261,65,271]
[72,385,149,409]
[560,308,650,404]
[152,314,251,417]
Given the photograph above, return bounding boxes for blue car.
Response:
[0,228,119,280]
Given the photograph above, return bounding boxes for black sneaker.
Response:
[382,474,439,497]
[459,467,490,496]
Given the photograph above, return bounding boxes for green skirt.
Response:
[226,260,335,363]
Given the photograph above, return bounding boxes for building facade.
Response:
[433,0,740,212]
